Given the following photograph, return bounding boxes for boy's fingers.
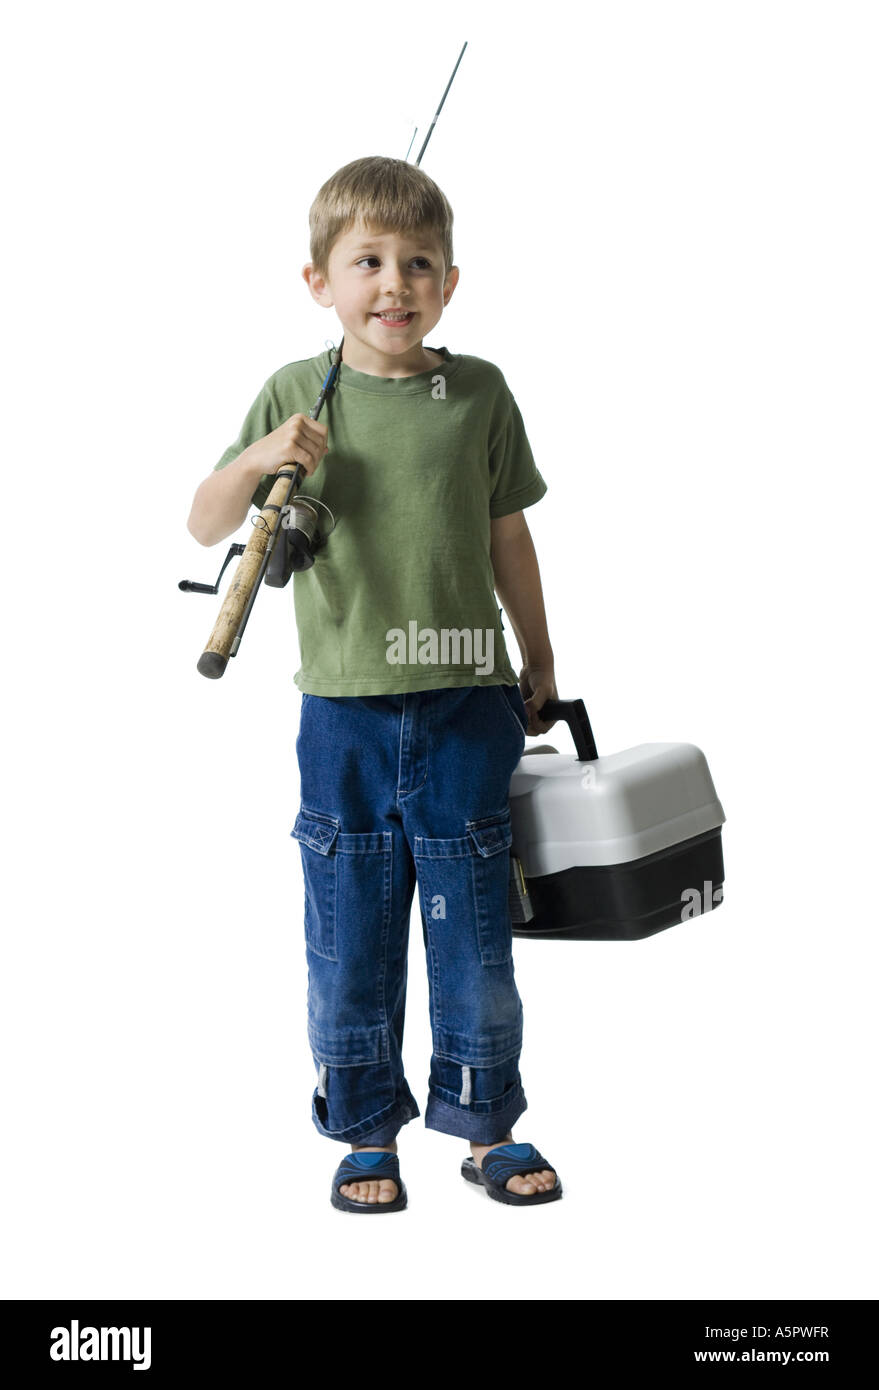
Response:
[292,439,328,474]
[285,418,329,472]
[303,427,329,457]
[288,414,327,444]
[524,685,558,734]
[296,427,323,453]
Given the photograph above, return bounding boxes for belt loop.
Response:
[460,1064,472,1106]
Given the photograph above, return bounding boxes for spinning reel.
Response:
[264,494,336,585]
[179,484,336,599]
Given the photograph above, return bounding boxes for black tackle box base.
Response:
[512,826,725,942]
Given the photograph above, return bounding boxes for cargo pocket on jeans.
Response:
[467,808,515,965]
[290,806,340,961]
[414,808,514,968]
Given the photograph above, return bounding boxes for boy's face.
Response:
[302,220,459,375]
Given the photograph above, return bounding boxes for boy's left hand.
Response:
[519,665,559,736]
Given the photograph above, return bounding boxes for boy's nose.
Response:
[380,267,411,290]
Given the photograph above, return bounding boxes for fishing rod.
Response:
[181,41,468,679]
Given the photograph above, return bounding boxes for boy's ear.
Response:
[302,262,334,307]
[442,264,460,307]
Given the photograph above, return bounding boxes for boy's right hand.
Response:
[247,414,329,478]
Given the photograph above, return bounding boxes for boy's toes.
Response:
[339,1178,399,1204]
[339,1181,367,1202]
[505,1174,536,1195]
[532,1168,557,1191]
[505,1169,557,1195]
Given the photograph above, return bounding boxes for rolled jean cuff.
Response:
[423,1080,528,1143]
[311,1087,421,1146]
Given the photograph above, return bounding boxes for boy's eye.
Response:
[354,256,432,269]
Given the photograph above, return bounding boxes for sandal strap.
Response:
[480,1142,555,1183]
[333,1151,401,1188]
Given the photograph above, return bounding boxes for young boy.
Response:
[187,156,563,1210]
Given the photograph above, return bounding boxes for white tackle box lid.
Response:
[509,741,726,875]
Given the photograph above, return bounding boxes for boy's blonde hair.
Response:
[308,155,454,280]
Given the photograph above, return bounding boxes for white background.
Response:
[2,0,876,1301]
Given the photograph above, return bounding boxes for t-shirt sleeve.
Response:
[488,390,548,518]
[213,378,280,513]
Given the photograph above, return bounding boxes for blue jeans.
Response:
[292,683,530,1146]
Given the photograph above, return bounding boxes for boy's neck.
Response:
[340,337,444,378]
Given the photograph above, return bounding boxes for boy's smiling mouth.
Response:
[372,311,415,327]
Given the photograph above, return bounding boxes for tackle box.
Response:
[508,699,726,941]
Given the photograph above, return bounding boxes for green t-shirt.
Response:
[213,345,547,695]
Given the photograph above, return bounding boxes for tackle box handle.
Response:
[535,698,599,763]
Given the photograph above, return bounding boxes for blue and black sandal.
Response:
[461,1142,562,1206]
[330,1150,408,1213]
